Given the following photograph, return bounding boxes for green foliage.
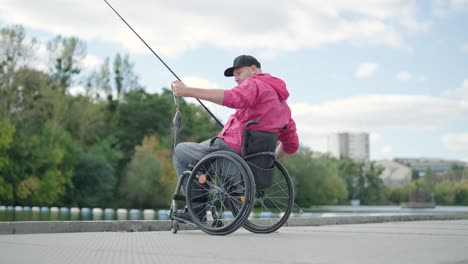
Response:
[336,157,387,205]
[0,118,80,205]
[423,167,435,192]
[433,180,468,205]
[386,185,406,205]
[89,136,123,169]
[72,153,116,207]
[1,25,38,120]
[113,89,173,158]
[113,53,141,100]
[0,118,15,171]
[0,176,14,203]
[119,136,175,208]
[337,157,361,199]
[177,96,220,142]
[356,163,386,205]
[63,95,108,148]
[283,148,348,206]
[47,35,85,92]
[434,181,457,204]
[0,25,237,208]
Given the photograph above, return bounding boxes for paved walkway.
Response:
[1,219,467,264]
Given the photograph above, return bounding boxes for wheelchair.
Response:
[169,120,295,235]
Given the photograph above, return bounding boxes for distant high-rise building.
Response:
[327,132,370,162]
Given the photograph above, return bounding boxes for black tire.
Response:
[231,159,294,234]
[186,151,255,235]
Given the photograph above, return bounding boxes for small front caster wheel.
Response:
[212,220,223,228]
[171,219,179,234]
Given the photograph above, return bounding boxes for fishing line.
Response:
[104,0,223,152]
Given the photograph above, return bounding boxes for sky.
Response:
[0,0,467,162]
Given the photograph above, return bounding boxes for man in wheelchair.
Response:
[170,55,299,226]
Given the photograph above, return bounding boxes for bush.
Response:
[434,181,456,205]
[283,148,348,206]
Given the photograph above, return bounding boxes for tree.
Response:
[434,181,456,205]
[0,25,37,120]
[89,136,123,169]
[176,94,220,143]
[113,53,141,100]
[411,169,420,181]
[5,121,80,206]
[423,167,434,192]
[283,148,348,206]
[119,135,176,208]
[85,53,141,102]
[72,153,116,207]
[47,35,85,93]
[337,157,361,200]
[356,162,386,205]
[0,118,15,203]
[62,95,108,148]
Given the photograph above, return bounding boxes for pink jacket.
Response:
[218,73,299,154]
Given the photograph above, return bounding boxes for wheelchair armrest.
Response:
[245,120,259,128]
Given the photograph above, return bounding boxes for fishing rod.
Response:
[103,0,224,128]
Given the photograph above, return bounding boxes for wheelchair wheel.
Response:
[231,159,294,234]
[186,151,255,235]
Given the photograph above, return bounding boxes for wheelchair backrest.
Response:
[241,130,278,157]
[241,121,278,190]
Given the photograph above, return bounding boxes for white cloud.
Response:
[81,54,101,69]
[397,71,412,82]
[441,133,468,151]
[68,85,86,96]
[432,0,468,17]
[292,94,466,135]
[355,63,379,78]
[293,93,467,155]
[370,133,383,145]
[381,146,393,159]
[0,0,429,58]
[178,76,220,89]
[443,78,468,100]
[417,75,429,82]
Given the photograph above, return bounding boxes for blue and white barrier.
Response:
[158,209,169,220]
[70,207,80,220]
[143,209,155,220]
[129,209,140,220]
[104,208,115,220]
[117,209,127,220]
[92,208,103,220]
[81,208,91,220]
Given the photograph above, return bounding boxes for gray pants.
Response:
[173,137,236,190]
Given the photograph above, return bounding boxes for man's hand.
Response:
[171,80,187,97]
[275,143,288,160]
[170,80,225,105]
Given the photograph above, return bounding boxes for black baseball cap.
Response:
[224,55,261,77]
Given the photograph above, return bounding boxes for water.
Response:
[295,205,468,218]
[1,205,467,221]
